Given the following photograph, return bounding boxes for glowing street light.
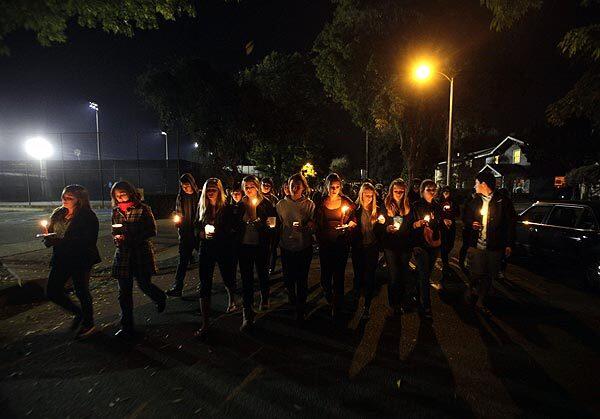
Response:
[24,136,54,160]
[413,62,454,186]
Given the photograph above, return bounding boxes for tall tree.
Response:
[0,0,195,55]
[482,0,600,127]
[138,59,251,179]
[313,0,446,180]
[240,52,340,181]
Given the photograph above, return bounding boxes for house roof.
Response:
[437,135,524,166]
[479,163,529,177]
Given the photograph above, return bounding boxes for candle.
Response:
[267,216,276,228]
[377,214,385,224]
[480,206,488,227]
[341,205,349,223]
[423,214,431,223]
[112,223,124,235]
[443,204,451,211]
[173,214,181,224]
[292,221,300,227]
[393,215,402,230]
[205,224,215,236]
[251,198,258,206]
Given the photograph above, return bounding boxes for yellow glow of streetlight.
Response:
[414,64,432,81]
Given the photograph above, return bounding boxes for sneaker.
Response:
[75,325,97,339]
[69,314,82,331]
[166,287,182,297]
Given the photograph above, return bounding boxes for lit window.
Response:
[513,148,521,164]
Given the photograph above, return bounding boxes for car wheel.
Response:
[585,259,600,291]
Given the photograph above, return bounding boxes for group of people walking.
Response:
[41,170,516,340]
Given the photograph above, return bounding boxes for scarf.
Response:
[118,201,136,213]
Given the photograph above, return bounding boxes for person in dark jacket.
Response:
[410,179,442,319]
[261,177,280,275]
[167,173,200,297]
[43,184,101,339]
[350,182,383,319]
[459,191,476,272]
[374,178,412,316]
[437,186,460,289]
[110,181,166,338]
[315,173,357,318]
[408,178,422,204]
[238,175,277,331]
[195,178,242,338]
[463,172,516,310]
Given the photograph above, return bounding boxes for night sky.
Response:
[0,0,584,162]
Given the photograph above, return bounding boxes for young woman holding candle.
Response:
[437,186,460,290]
[373,178,412,316]
[195,178,242,338]
[238,175,277,331]
[167,173,200,297]
[315,173,357,318]
[410,179,442,319]
[110,181,166,338]
[43,184,101,339]
[350,182,383,319]
[276,173,315,323]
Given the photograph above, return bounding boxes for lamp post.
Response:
[414,64,454,187]
[161,131,168,161]
[89,101,104,207]
[24,137,54,203]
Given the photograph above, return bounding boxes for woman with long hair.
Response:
[350,182,383,319]
[276,173,315,323]
[238,175,277,331]
[375,178,412,316]
[315,173,357,317]
[195,177,241,337]
[43,184,101,339]
[110,181,166,338]
[410,179,442,319]
[167,173,200,297]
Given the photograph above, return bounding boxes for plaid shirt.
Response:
[111,203,157,279]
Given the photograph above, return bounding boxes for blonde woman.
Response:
[374,178,412,316]
[195,178,241,338]
[238,175,277,331]
[43,184,101,339]
[350,183,383,319]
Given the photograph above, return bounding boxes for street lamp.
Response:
[161,131,168,161]
[89,101,104,206]
[24,136,54,203]
[414,63,454,187]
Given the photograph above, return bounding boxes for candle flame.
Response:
[40,220,48,228]
[251,198,258,206]
[173,214,181,223]
[423,215,431,222]
[480,207,488,216]
[341,205,349,214]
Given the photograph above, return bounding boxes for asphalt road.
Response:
[0,211,598,418]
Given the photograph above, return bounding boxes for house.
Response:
[435,135,531,194]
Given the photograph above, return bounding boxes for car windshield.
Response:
[576,208,598,230]
[521,205,551,224]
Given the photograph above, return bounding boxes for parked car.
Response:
[515,201,600,290]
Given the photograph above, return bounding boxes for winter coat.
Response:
[462,192,517,251]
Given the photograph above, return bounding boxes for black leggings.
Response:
[351,244,379,308]
[46,266,94,328]
[239,244,270,309]
[281,246,313,307]
[198,242,236,299]
[173,240,196,290]
[319,241,349,301]
[441,225,456,268]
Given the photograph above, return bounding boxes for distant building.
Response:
[435,135,531,194]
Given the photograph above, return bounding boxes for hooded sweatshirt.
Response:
[276,196,315,251]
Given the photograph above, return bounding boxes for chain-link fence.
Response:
[0,131,213,204]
